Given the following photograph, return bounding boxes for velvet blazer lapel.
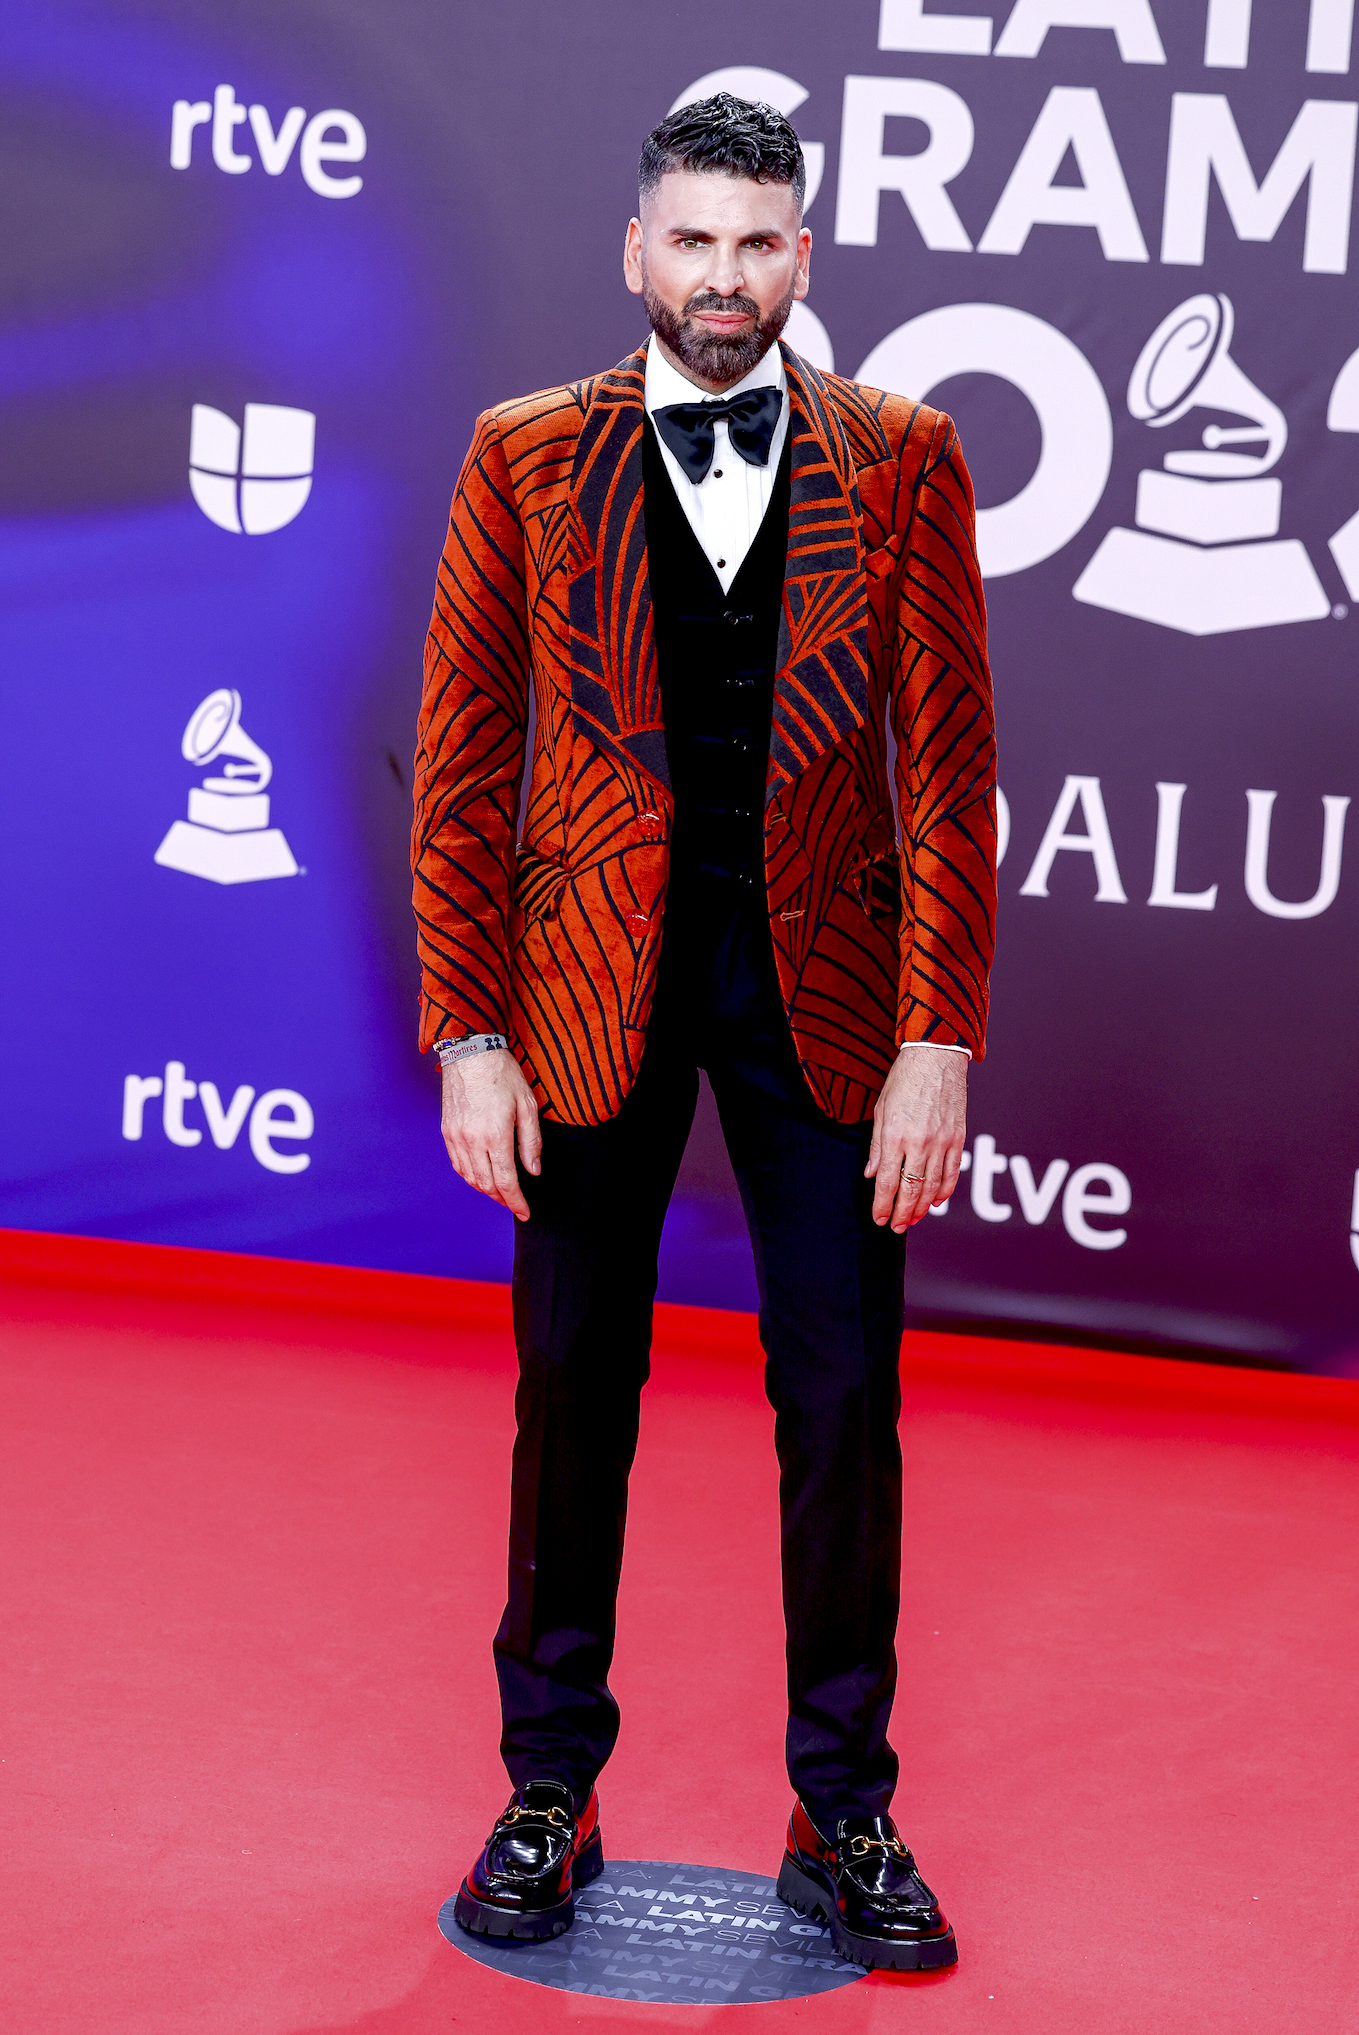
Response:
[565,341,869,803]
[565,348,668,790]
[770,344,870,797]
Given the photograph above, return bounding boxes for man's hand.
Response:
[866,1048,968,1232]
[441,1050,541,1222]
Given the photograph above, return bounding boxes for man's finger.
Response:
[917,1148,953,1222]
[871,1132,905,1223]
[891,1146,934,1230]
[881,1142,922,1229]
[935,1145,964,1207]
[889,1169,917,1230]
[864,1113,883,1181]
[466,1143,502,1199]
[490,1145,531,1221]
[908,1150,946,1224]
[516,1095,542,1176]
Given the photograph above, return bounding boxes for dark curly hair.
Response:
[639,93,806,212]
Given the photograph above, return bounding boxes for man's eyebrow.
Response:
[664,225,787,241]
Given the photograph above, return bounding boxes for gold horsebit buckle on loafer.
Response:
[502,1803,571,1829]
[846,1834,910,1860]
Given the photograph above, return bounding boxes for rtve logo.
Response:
[190,402,314,535]
[935,1136,1132,1249]
[171,88,364,197]
[122,1062,314,1175]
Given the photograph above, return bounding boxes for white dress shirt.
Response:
[644,336,789,596]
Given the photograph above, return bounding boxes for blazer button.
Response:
[626,911,650,933]
[637,810,664,843]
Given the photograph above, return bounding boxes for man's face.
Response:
[623,169,812,391]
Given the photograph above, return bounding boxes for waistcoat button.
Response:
[637,810,664,843]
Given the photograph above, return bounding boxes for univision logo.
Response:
[189,403,315,535]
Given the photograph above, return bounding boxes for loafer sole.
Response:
[453,1829,604,1942]
[776,1855,959,1972]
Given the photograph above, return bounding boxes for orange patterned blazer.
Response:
[413,341,997,1127]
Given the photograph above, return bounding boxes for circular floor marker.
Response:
[438,1858,866,2004]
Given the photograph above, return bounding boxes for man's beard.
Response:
[641,277,795,386]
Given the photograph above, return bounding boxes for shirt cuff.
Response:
[898,1040,973,1060]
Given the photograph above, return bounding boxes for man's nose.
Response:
[704,251,746,298]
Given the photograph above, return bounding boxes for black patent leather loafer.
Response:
[776,1799,958,1971]
[453,1780,603,1942]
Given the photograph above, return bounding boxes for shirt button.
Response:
[637,810,663,843]
[626,911,650,933]
[712,468,723,479]
[715,558,726,570]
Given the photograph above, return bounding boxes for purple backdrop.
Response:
[3,0,1357,1370]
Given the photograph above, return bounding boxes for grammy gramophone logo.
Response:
[154,690,299,885]
[1074,293,1331,637]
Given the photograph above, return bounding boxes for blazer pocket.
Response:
[862,539,900,582]
[513,843,569,933]
[765,824,815,915]
[856,848,902,925]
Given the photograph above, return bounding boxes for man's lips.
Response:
[692,310,754,331]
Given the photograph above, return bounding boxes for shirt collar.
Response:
[644,332,786,416]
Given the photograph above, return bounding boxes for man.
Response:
[412,94,996,1973]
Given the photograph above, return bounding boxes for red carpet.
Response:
[2,1231,1357,2032]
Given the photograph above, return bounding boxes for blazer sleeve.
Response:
[890,410,998,1058]
[411,411,530,1051]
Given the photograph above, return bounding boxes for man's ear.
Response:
[794,225,812,300]
[623,217,644,297]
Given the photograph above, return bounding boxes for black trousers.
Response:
[492,887,907,1827]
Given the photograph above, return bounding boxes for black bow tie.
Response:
[652,385,783,484]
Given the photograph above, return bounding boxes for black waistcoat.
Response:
[642,415,792,906]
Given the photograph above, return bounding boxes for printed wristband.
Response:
[434,1032,509,1068]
